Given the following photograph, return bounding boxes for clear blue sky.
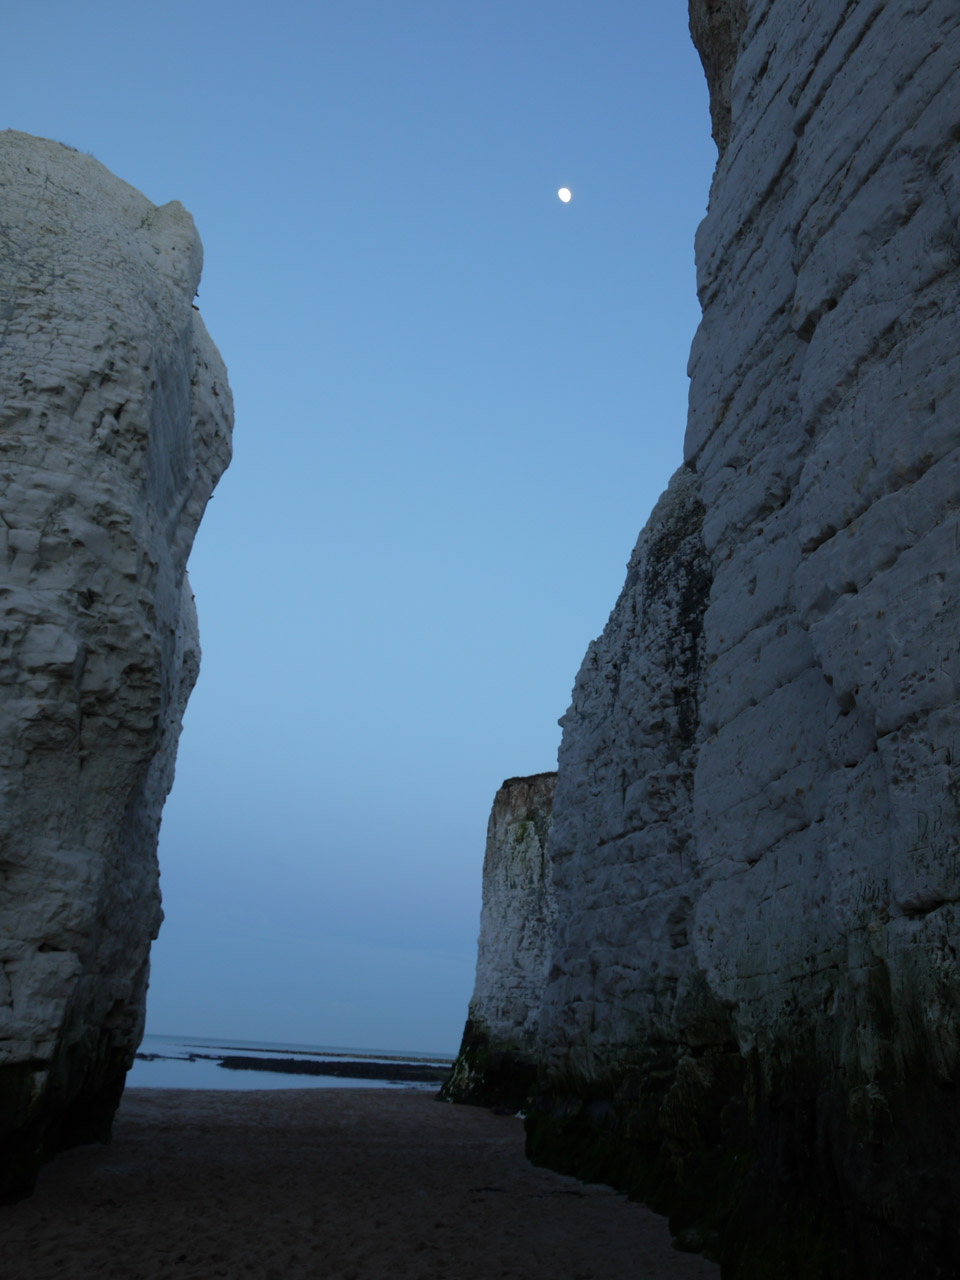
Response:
[7,1,715,1053]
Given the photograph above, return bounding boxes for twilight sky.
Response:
[7,0,716,1053]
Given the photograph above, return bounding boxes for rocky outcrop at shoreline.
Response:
[0,132,232,1200]
[443,772,557,1108]
[451,3,960,1275]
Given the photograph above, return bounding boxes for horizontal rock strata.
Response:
[0,132,232,1199]
[454,3,960,1275]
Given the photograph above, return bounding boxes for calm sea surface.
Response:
[125,1034,455,1091]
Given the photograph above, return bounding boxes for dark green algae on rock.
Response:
[516,1018,960,1280]
[0,1026,131,1201]
[440,1018,539,1112]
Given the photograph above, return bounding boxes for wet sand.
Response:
[0,1087,719,1279]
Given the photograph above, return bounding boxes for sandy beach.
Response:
[0,1087,719,1279]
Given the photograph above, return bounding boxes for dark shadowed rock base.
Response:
[525,1047,960,1279]
[0,1031,132,1202]
[439,1019,538,1111]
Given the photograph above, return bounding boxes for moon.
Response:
[557,187,572,203]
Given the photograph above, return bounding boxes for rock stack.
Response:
[0,132,232,1199]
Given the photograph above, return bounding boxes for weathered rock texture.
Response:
[0,132,232,1199]
[443,772,556,1107]
[454,4,960,1276]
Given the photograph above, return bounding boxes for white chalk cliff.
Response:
[0,132,232,1197]
[450,3,960,1275]
[442,773,556,1106]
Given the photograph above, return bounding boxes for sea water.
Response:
[125,1034,455,1091]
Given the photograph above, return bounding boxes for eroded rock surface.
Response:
[444,772,556,1107]
[538,468,712,1075]
[0,132,232,1198]
[688,0,746,156]
[457,4,960,1275]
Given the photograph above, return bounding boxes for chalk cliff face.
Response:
[538,468,712,1072]
[0,132,232,1198]
[444,773,556,1107]
[453,4,960,1275]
